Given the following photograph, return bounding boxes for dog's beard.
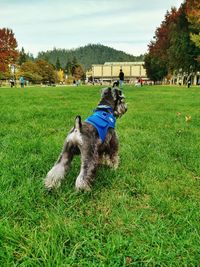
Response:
[114,103,127,117]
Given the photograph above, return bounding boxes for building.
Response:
[169,71,200,86]
[87,62,147,83]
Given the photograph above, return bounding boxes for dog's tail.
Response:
[74,115,82,130]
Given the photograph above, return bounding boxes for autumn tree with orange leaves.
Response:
[144,1,200,83]
[186,0,200,61]
[0,28,19,73]
[144,7,179,82]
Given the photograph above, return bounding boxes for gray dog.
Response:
[44,87,127,191]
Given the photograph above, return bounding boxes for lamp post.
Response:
[9,63,16,87]
[65,69,68,84]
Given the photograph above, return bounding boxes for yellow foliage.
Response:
[66,75,74,84]
[56,69,64,82]
[190,33,200,48]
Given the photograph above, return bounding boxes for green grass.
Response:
[0,85,200,266]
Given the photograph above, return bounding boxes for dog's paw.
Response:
[44,177,61,190]
[100,155,119,169]
[75,177,91,192]
[44,165,65,190]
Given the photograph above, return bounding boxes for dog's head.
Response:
[112,80,119,87]
[100,87,127,118]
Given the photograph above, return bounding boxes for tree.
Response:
[56,69,64,83]
[186,0,200,36]
[73,64,85,80]
[144,3,200,82]
[37,44,143,70]
[20,61,39,73]
[65,60,72,75]
[185,0,200,61]
[0,28,19,72]
[144,8,179,82]
[18,47,27,65]
[71,56,79,76]
[150,8,179,61]
[144,53,168,82]
[167,3,200,73]
[19,61,42,83]
[35,59,56,83]
[55,57,61,70]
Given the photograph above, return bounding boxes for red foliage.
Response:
[148,8,180,61]
[0,28,19,72]
[186,0,200,26]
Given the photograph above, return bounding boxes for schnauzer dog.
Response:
[44,87,127,191]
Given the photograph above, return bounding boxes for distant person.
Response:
[10,78,15,88]
[119,69,124,90]
[19,76,24,88]
[187,80,191,88]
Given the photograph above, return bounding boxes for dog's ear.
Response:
[112,88,125,100]
[101,87,112,97]
[112,88,119,100]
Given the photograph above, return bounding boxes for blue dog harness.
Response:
[85,105,116,142]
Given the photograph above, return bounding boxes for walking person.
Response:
[187,80,191,88]
[19,76,25,88]
[119,69,124,90]
[10,78,15,88]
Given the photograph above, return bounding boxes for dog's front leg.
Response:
[75,144,98,191]
[44,141,75,190]
[109,133,119,169]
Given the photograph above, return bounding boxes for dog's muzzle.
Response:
[115,103,128,117]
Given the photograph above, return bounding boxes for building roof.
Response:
[104,62,144,65]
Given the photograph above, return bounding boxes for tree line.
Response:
[0,31,87,84]
[0,31,144,85]
[37,44,144,71]
[144,0,200,83]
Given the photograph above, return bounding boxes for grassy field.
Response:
[0,85,200,266]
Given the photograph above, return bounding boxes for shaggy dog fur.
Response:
[44,87,127,191]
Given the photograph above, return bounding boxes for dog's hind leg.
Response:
[44,116,82,190]
[75,142,98,191]
[44,141,76,190]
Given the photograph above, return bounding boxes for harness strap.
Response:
[94,105,113,114]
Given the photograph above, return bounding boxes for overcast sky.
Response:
[1,0,183,56]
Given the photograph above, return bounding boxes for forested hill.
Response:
[37,44,144,70]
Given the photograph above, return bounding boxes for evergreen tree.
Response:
[167,3,199,73]
[144,53,168,82]
[18,47,27,65]
[37,44,143,70]
[144,2,200,82]
[65,60,72,75]
[71,56,79,76]
[55,57,61,70]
